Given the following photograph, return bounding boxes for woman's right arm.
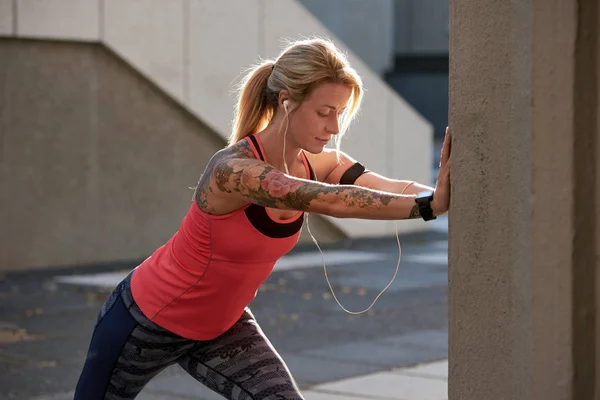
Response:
[212,156,432,220]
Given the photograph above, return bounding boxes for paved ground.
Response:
[304,359,448,400]
[0,214,448,400]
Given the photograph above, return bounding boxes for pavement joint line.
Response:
[292,351,427,369]
[29,391,74,400]
[306,387,402,400]
[304,359,450,398]
[370,340,448,351]
[390,371,449,381]
[145,388,214,399]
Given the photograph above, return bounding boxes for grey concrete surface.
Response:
[0,227,448,400]
[449,0,600,398]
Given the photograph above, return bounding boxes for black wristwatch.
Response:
[415,191,437,221]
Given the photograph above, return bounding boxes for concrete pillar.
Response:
[448,0,599,399]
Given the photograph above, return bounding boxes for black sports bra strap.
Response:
[248,135,265,161]
[307,160,316,181]
[300,152,316,181]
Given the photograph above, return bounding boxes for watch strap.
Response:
[415,191,436,221]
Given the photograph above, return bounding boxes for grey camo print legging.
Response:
[74,273,304,399]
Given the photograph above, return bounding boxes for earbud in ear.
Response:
[283,100,289,112]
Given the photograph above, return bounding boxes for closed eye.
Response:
[318,108,346,118]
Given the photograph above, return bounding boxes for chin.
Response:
[304,144,327,154]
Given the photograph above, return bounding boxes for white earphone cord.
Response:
[306,215,402,315]
[282,107,401,315]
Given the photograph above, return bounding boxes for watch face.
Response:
[417,190,434,199]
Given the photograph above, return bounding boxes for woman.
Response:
[74,37,451,400]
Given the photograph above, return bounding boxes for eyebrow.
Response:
[321,105,347,110]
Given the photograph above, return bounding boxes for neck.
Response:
[257,117,302,173]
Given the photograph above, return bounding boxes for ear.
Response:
[277,90,290,108]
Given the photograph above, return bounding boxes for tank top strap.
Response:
[246,134,266,161]
[246,135,315,181]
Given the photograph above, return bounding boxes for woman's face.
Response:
[286,82,352,154]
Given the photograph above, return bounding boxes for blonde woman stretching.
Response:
[75,38,452,400]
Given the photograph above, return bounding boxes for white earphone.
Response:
[277,95,401,315]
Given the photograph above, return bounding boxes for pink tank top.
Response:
[130,135,314,340]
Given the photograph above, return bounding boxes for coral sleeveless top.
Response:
[130,135,315,340]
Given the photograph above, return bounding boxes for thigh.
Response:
[75,280,194,400]
[178,309,304,400]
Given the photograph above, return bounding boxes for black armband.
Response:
[339,162,370,185]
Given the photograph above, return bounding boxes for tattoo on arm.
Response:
[195,179,216,212]
[408,204,421,219]
[214,158,341,210]
[193,141,256,214]
[213,156,419,219]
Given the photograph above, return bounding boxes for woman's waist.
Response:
[130,267,262,339]
[135,254,275,294]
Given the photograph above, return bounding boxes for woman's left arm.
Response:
[321,151,433,195]
[353,173,433,195]
[317,128,451,216]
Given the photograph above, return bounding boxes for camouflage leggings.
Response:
[74,273,303,400]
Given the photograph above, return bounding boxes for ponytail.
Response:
[228,62,276,146]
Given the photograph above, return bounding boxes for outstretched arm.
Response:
[323,127,452,215]
[321,151,433,194]
[213,157,426,220]
[344,168,434,195]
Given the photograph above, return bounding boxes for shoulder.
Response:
[201,138,257,175]
[307,148,358,184]
[215,138,256,162]
[194,139,260,214]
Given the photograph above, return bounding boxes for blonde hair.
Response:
[228,37,363,153]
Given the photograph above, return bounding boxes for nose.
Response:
[326,116,340,135]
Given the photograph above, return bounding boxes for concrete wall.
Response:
[0,0,434,240]
[0,39,344,271]
[0,39,221,271]
[449,0,599,398]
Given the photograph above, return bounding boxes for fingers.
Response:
[443,128,451,159]
[439,127,452,167]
